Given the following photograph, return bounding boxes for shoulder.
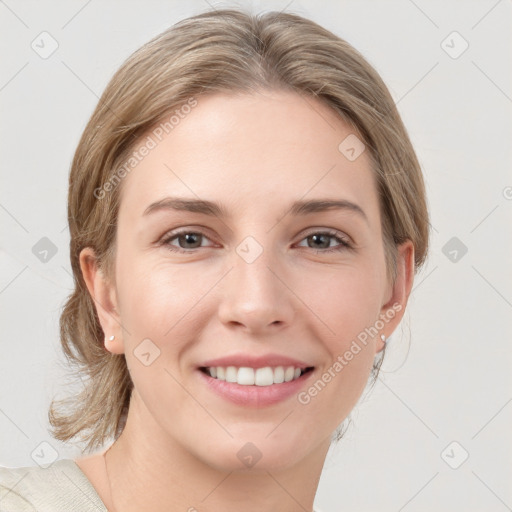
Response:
[0,459,107,512]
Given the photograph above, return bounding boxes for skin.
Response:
[77,89,415,512]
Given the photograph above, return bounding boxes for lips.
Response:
[197,354,315,406]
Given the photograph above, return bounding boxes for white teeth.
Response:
[225,366,237,383]
[255,367,274,386]
[273,366,285,384]
[206,365,307,386]
[284,366,295,382]
[237,367,255,385]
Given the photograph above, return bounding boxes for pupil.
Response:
[311,234,328,248]
[182,233,200,248]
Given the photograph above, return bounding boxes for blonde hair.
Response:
[49,8,430,452]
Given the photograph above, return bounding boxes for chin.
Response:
[192,428,321,474]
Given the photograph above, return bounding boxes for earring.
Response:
[380,334,387,344]
[108,335,115,341]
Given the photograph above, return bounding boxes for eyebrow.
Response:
[143,197,368,223]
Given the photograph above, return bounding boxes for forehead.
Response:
[118,90,379,224]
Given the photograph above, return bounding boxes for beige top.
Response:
[0,459,108,511]
[1,459,322,511]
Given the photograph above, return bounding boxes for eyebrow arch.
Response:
[143,197,368,223]
[289,199,368,223]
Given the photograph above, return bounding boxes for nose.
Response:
[217,244,296,335]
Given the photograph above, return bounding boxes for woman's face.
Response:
[93,90,412,471]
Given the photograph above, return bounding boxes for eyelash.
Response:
[159,228,352,254]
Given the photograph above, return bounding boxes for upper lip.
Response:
[199,354,313,370]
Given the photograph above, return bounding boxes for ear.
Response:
[375,240,415,353]
[79,247,125,355]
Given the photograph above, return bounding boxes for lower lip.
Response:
[197,369,314,407]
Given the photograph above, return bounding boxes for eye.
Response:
[161,230,215,252]
[296,230,352,253]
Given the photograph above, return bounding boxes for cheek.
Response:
[292,263,382,417]
[297,260,384,347]
[295,344,375,440]
[115,253,214,343]
[116,258,206,428]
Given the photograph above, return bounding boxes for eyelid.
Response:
[159,227,218,248]
[299,227,352,244]
[295,228,353,252]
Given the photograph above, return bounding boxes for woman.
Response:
[0,8,428,511]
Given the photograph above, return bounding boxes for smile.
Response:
[200,366,313,386]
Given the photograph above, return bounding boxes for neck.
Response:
[104,394,329,512]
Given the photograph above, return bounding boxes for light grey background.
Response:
[1,1,511,511]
